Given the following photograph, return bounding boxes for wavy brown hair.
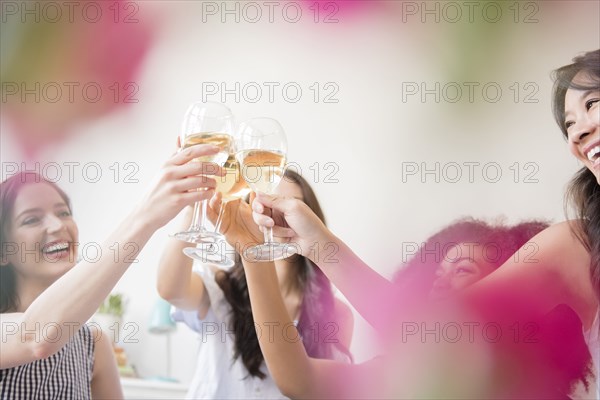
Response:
[215,169,351,379]
[0,172,72,313]
[551,49,600,306]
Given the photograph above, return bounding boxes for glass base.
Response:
[183,245,235,268]
[171,229,222,244]
[243,242,298,262]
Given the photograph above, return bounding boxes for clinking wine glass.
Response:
[172,101,233,244]
[183,148,251,267]
[236,117,296,262]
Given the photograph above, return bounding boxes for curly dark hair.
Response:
[392,217,549,298]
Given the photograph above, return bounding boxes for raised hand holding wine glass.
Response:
[172,101,234,244]
[236,117,295,262]
[183,133,251,267]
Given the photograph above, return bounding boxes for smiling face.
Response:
[429,243,496,301]
[564,71,600,184]
[1,182,79,285]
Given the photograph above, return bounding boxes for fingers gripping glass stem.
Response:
[237,118,296,262]
[172,101,234,245]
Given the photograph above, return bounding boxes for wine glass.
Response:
[172,101,233,244]
[236,117,296,262]
[183,145,251,267]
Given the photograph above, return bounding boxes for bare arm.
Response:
[214,194,377,397]
[316,234,397,333]
[252,194,598,333]
[251,193,397,333]
[466,221,597,327]
[156,208,209,315]
[91,327,124,399]
[0,145,222,369]
[243,259,366,399]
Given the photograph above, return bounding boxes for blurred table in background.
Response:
[121,378,187,399]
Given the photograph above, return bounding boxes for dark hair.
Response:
[551,49,600,306]
[0,172,72,313]
[392,217,549,298]
[215,170,351,379]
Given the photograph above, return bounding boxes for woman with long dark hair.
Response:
[553,48,600,398]
[157,169,353,399]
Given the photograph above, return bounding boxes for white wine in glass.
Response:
[237,150,286,194]
[172,102,234,245]
[183,151,251,268]
[182,133,232,165]
[236,118,295,262]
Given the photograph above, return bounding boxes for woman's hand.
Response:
[251,192,332,260]
[136,144,224,231]
[208,192,263,248]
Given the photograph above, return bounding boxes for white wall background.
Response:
[1,0,599,386]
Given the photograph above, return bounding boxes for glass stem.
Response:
[198,199,208,232]
[189,201,202,231]
[263,226,274,244]
[214,200,229,234]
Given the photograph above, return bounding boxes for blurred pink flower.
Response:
[1,0,157,158]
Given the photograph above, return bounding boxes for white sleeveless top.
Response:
[172,264,289,399]
[583,309,599,399]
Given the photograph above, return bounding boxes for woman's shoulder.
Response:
[524,221,595,317]
[543,219,586,239]
[529,220,590,261]
[546,220,585,235]
[517,221,591,286]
